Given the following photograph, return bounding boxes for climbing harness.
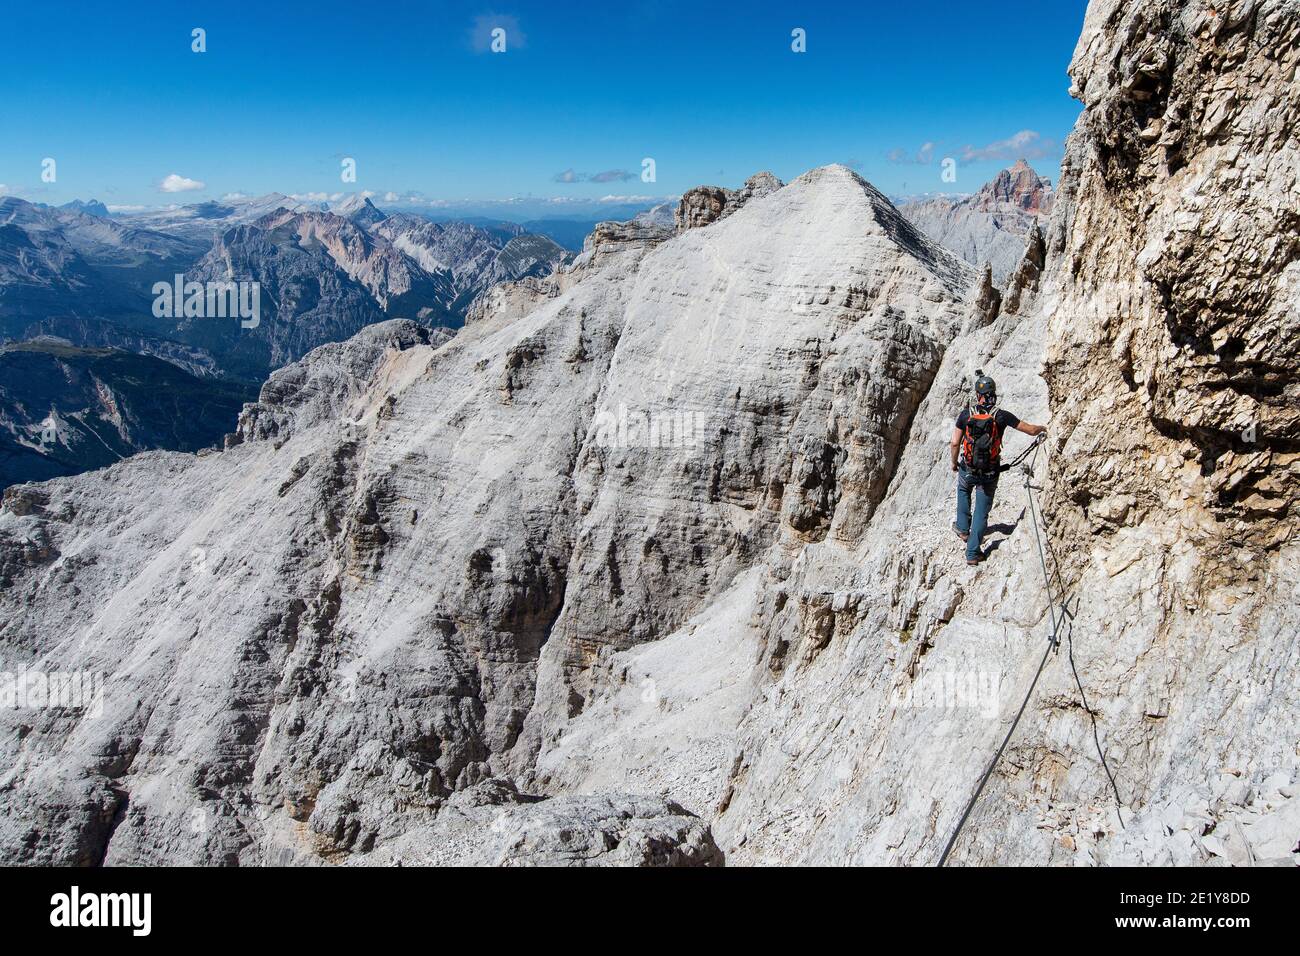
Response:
[937,433,1125,866]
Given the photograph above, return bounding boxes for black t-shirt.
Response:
[956,407,1021,467]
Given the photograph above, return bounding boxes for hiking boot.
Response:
[966,552,984,566]
[952,523,969,543]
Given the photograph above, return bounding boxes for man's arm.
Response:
[1015,421,1047,437]
[950,426,962,471]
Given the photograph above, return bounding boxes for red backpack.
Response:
[961,405,1002,472]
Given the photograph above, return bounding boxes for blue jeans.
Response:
[955,467,998,561]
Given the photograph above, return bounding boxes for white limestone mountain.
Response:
[0,163,977,865]
[331,195,388,229]
[901,159,1055,283]
[2,0,1296,869]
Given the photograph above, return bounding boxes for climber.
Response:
[950,370,1046,565]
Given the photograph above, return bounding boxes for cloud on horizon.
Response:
[887,130,1061,168]
[552,168,637,184]
[886,142,937,165]
[158,173,206,193]
[958,129,1059,164]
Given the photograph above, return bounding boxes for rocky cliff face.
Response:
[1,0,1295,868]
[1047,0,1298,553]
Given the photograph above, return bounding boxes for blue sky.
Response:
[0,0,1088,210]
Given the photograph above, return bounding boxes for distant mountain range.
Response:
[1,192,571,383]
[0,192,575,486]
[1,195,201,315]
[109,193,667,253]
[60,199,110,218]
[898,159,1054,282]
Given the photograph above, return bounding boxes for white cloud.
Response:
[552,168,639,185]
[221,191,251,201]
[959,130,1058,164]
[886,142,937,165]
[289,191,343,202]
[159,173,206,193]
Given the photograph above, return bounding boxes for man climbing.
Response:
[950,370,1046,565]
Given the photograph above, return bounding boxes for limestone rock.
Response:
[0,164,970,865]
[675,186,732,231]
[675,172,786,232]
[359,782,722,867]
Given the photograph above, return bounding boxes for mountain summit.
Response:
[971,158,1053,214]
[59,199,110,218]
[331,194,387,228]
[900,160,1054,282]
